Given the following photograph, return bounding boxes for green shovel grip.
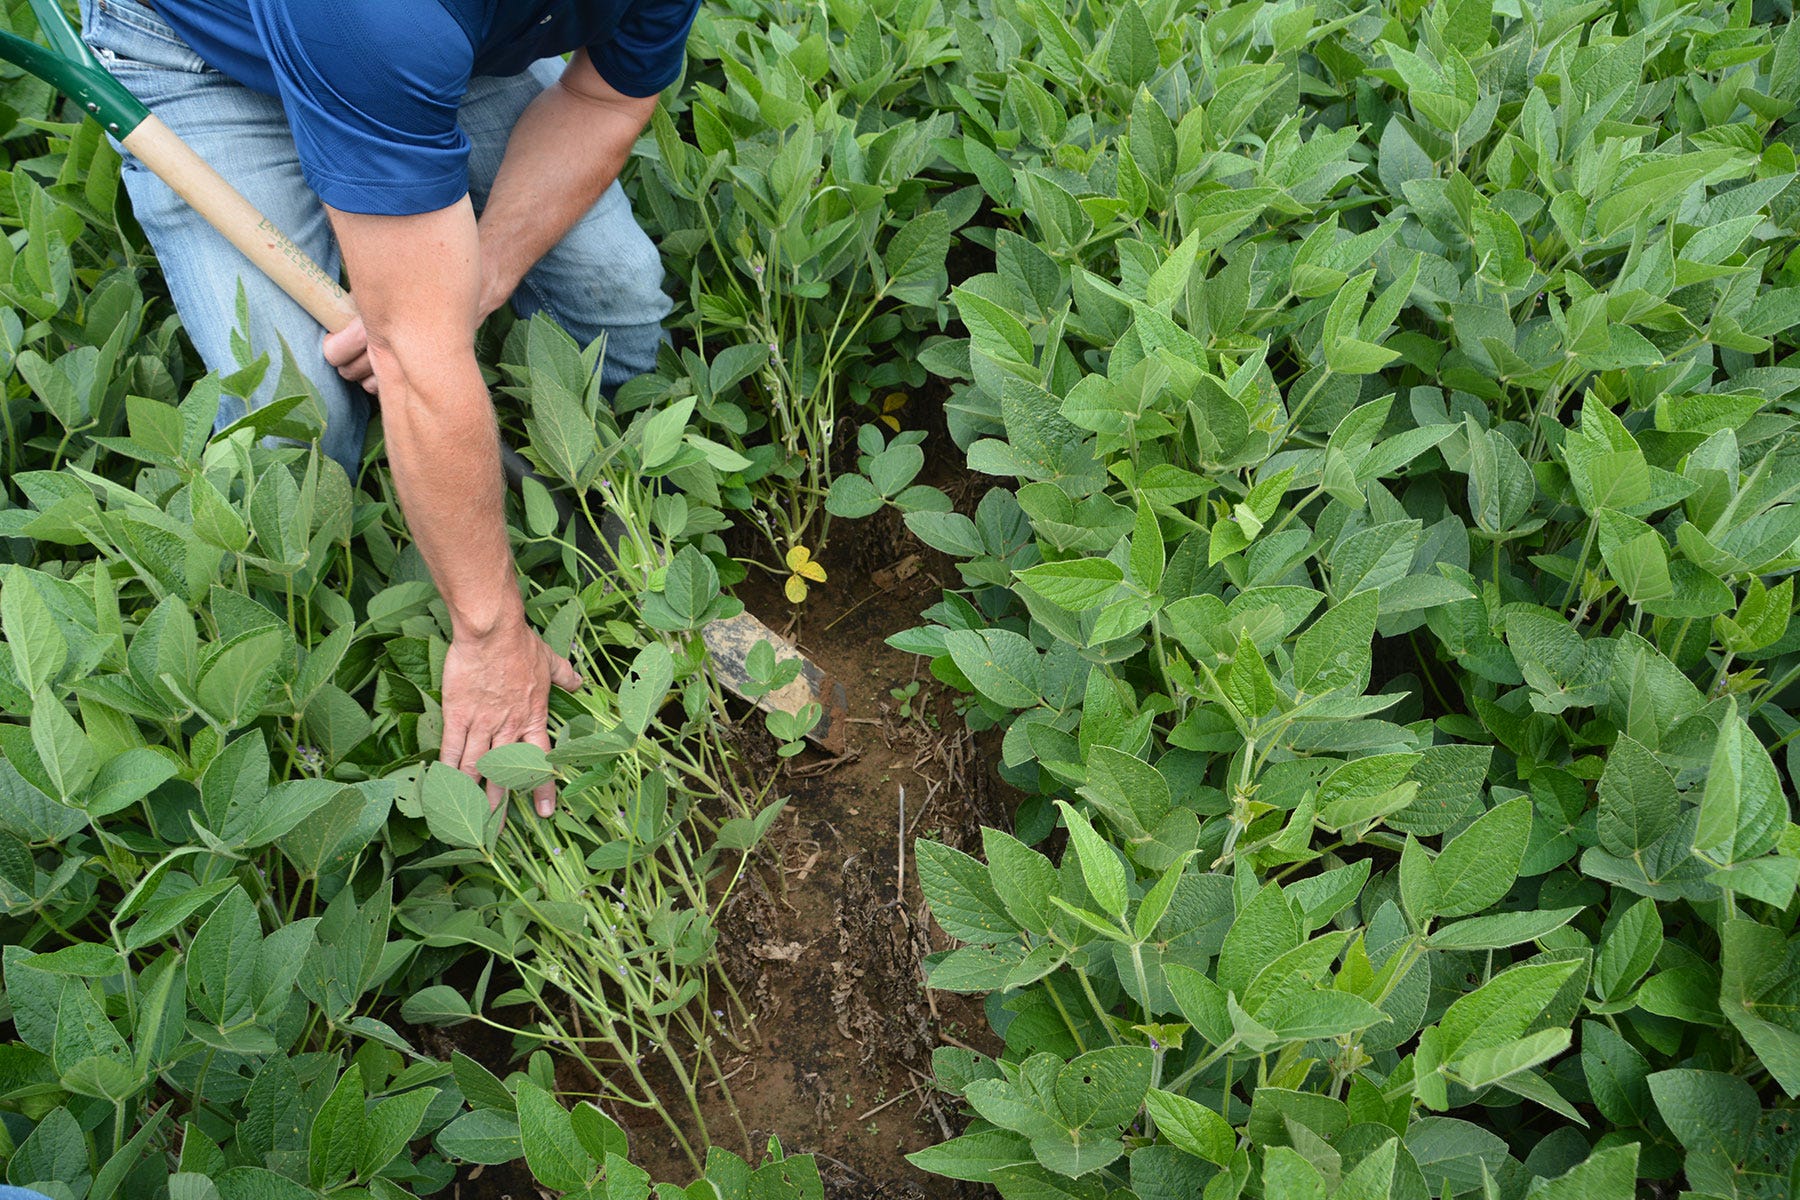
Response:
[0,0,149,136]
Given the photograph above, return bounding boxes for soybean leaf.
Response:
[1432,797,1531,918]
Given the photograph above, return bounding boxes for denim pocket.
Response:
[82,0,212,74]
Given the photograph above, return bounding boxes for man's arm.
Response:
[476,49,659,319]
[326,198,581,815]
[323,51,656,388]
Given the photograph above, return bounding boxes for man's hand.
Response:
[442,620,583,816]
[323,315,378,394]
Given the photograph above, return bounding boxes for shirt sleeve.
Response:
[247,0,475,216]
[588,0,701,98]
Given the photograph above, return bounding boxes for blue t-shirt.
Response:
[152,0,700,215]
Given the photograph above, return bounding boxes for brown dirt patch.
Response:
[615,510,1005,1193]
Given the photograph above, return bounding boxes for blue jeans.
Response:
[77,0,673,481]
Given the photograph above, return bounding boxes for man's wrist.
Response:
[450,594,529,646]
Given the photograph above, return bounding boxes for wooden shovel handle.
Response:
[120,114,359,333]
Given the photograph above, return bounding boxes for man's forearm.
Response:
[379,348,522,642]
[476,52,658,316]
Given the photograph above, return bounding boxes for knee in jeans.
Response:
[546,220,670,328]
[603,233,671,325]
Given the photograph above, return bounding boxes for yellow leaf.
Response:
[784,574,809,604]
[798,560,827,583]
[785,545,813,573]
[882,392,907,413]
[881,415,901,432]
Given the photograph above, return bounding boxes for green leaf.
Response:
[359,1087,438,1180]
[84,748,178,817]
[944,628,1042,708]
[954,287,1035,365]
[1524,1145,1639,1200]
[1648,1068,1759,1161]
[1432,796,1531,917]
[520,475,559,538]
[1716,576,1792,654]
[1054,800,1128,920]
[825,473,884,519]
[1437,959,1580,1059]
[1106,0,1158,89]
[1467,422,1536,534]
[189,474,248,553]
[195,626,284,729]
[1129,501,1165,593]
[1580,1020,1651,1126]
[308,1065,365,1190]
[517,1079,596,1191]
[1294,589,1378,694]
[884,210,951,300]
[1316,753,1419,832]
[916,839,1017,944]
[1016,559,1124,612]
[870,443,925,497]
[1596,735,1678,857]
[904,1129,1033,1181]
[1428,907,1582,950]
[1718,918,1800,1097]
[1262,1146,1326,1199]
[983,828,1059,935]
[401,985,473,1025]
[452,1050,516,1114]
[1595,509,1671,603]
[1594,897,1661,1002]
[639,396,697,472]
[186,887,261,1028]
[1079,746,1170,837]
[420,761,497,850]
[1694,701,1784,866]
[436,1109,523,1166]
[30,688,97,802]
[476,742,555,791]
[3,567,67,693]
[10,1107,89,1195]
[1217,881,1301,998]
[1399,834,1438,927]
[1143,1089,1233,1165]
[1446,1026,1569,1089]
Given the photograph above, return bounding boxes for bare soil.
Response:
[618,496,1007,1194]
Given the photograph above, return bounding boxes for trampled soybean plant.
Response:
[813,0,1800,1195]
[399,679,781,1170]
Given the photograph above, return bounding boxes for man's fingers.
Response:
[549,654,583,692]
[439,713,470,771]
[321,320,366,368]
[458,723,495,784]
[527,726,556,818]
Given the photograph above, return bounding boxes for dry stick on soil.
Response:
[857,1082,927,1121]
[896,785,907,905]
[906,778,944,838]
[906,1065,956,1143]
[820,585,887,633]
